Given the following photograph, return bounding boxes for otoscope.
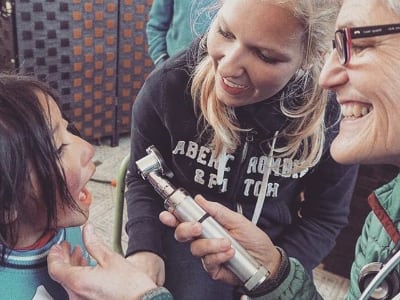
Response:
[136,145,270,292]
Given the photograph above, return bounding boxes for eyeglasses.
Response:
[333,23,400,65]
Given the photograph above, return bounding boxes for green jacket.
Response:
[142,287,174,300]
[255,173,400,299]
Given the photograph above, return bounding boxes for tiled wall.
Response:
[6,0,154,145]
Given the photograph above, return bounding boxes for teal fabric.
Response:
[0,227,88,300]
[347,173,400,299]
[146,0,216,64]
[141,287,174,300]
[254,173,400,299]
[250,258,323,300]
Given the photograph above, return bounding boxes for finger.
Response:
[82,222,114,266]
[194,195,246,230]
[59,240,72,258]
[159,211,180,227]
[202,249,235,270]
[201,250,239,284]
[47,244,73,283]
[70,246,89,266]
[70,246,83,266]
[173,221,202,242]
[189,237,231,257]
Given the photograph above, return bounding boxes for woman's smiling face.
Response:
[207,0,305,107]
[319,0,400,167]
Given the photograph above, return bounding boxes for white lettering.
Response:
[243,179,280,198]
[266,183,279,197]
[271,158,282,176]
[172,141,186,155]
[194,169,205,185]
[243,178,255,196]
[247,157,258,174]
[208,173,218,189]
[197,146,210,165]
[207,153,218,169]
[281,158,293,177]
[186,141,198,159]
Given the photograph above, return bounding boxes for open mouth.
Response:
[341,103,373,119]
[221,77,249,95]
[222,77,247,89]
[79,187,92,206]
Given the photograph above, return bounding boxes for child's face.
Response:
[39,91,96,228]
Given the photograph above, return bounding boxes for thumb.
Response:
[82,222,112,266]
[194,195,245,230]
[47,242,72,282]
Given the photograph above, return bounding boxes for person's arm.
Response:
[47,223,173,300]
[275,153,359,272]
[146,0,174,65]
[160,195,323,299]
[125,67,173,285]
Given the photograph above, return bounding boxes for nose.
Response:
[319,50,348,90]
[218,44,246,77]
[77,136,95,166]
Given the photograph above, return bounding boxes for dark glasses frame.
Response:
[333,23,400,65]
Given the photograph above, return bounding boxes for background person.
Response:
[146,0,217,65]
[126,0,358,299]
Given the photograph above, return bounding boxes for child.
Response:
[0,74,96,299]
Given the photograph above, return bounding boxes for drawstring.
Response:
[217,130,278,224]
[216,146,228,186]
[251,131,279,224]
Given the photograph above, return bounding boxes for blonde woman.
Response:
[126,0,358,299]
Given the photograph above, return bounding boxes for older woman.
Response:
[160,0,400,299]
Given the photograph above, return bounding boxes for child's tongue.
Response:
[79,187,92,206]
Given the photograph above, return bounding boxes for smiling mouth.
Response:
[222,77,247,89]
[221,77,249,95]
[341,103,373,119]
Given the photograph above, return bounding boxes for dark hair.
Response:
[0,74,80,260]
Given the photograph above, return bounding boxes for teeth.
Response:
[223,77,246,89]
[79,190,86,201]
[341,103,372,118]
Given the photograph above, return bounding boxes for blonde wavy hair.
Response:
[191,0,340,170]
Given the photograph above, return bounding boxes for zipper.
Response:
[241,130,256,163]
[228,130,257,206]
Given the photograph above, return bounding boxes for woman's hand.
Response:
[159,195,281,286]
[126,251,165,286]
